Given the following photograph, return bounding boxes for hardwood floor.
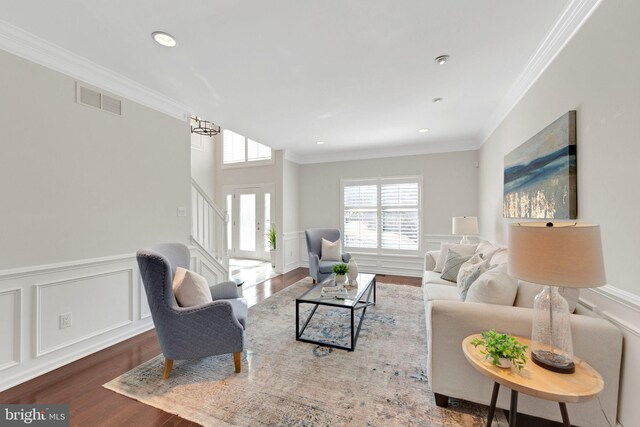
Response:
[0,270,558,427]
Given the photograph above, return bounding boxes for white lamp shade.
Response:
[452,216,479,235]
[508,222,606,288]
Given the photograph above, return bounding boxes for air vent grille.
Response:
[76,83,123,116]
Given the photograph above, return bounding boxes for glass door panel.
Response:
[239,193,256,252]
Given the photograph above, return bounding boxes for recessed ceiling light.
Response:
[432,97,444,103]
[152,31,177,47]
[418,128,430,133]
[316,141,325,145]
[434,55,450,65]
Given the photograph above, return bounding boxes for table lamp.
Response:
[508,222,606,373]
[452,216,479,244]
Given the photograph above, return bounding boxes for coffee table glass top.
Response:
[298,273,375,307]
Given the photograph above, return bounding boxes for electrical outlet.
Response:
[177,207,187,217]
[59,312,72,329]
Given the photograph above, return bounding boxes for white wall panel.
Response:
[0,289,21,370]
[36,269,133,356]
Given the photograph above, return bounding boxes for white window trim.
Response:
[222,130,274,169]
[340,175,422,255]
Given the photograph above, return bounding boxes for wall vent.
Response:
[76,82,122,116]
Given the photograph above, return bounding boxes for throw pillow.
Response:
[458,259,492,301]
[321,238,342,261]
[456,253,484,286]
[172,267,213,307]
[465,265,518,306]
[513,281,580,313]
[434,243,477,272]
[440,251,473,282]
[474,240,503,263]
[490,249,508,267]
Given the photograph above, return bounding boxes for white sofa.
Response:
[423,243,623,427]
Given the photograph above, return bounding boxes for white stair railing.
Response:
[191,179,228,265]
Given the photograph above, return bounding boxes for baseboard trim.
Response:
[0,320,154,393]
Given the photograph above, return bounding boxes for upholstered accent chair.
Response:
[305,228,352,283]
[136,243,247,379]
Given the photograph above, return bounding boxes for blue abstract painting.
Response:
[503,111,577,219]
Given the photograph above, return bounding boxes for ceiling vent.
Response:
[76,82,122,116]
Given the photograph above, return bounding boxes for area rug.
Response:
[104,278,506,426]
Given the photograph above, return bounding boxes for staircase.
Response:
[190,178,230,275]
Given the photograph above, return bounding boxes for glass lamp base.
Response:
[531,350,575,374]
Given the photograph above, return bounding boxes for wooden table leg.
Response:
[509,389,518,427]
[486,382,500,426]
[559,402,570,427]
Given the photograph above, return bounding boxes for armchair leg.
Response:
[434,393,449,408]
[312,279,316,284]
[162,358,173,380]
[233,352,242,373]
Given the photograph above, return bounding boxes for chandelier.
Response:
[190,116,220,137]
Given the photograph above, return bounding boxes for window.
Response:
[223,129,272,165]
[342,177,421,252]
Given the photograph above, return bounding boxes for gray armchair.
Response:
[305,228,352,283]
[136,243,247,379]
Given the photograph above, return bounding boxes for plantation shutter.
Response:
[247,139,272,161]
[223,129,246,164]
[380,182,419,250]
[343,184,378,248]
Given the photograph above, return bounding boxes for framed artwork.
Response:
[503,111,577,219]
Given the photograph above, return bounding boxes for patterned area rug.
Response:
[104,278,506,426]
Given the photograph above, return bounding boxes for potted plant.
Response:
[470,329,528,370]
[267,225,276,267]
[332,263,349,285]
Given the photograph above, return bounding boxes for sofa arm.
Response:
[427,300,622,427]
[424,250,439,271]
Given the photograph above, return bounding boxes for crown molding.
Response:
[0,19,191,121]
[292,139,478,165]
[478,0,603,145]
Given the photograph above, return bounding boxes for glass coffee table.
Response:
[295,273,376,351]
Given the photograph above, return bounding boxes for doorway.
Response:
[225,184,274,260]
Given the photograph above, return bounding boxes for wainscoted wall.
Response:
[296,233,463,277]
[283,232,303,274]
[0,246,227,392]
[579,287,640,427]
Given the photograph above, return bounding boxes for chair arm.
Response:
[210,280,240,300]
[174,299,245,331]
[309,252,320,271]
[424,250,439,271]
[342,252,352,263]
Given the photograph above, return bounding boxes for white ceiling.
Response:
[0,0,576,160]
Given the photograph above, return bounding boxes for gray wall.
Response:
[478,0,640,297]
[300,150,479,237]
[0,49,191,269]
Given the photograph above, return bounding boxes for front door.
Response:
[226,185,273,260]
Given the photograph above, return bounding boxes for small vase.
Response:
[496,358,512,369]
[335,274,346,284]
[347,259,358,283]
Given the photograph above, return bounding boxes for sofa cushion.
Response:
[321,238,342,261]
[514,280,580,313]
[424,283,460,302]
[434,243,477,272]
[458,259,492,301]
[422,270,456,287]
[440,251,473,282]
[172,267,213,307]
[466,265,518,306]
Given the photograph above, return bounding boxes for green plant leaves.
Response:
[470,329,528,371]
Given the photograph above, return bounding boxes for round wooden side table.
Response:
[462,334,604,427]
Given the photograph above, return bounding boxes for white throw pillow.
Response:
[490,249,508,267]
[321,238,342,261]
[514,280,580,313]
[458,259,491,301]
[434,243,477,273]
[172,267,213,307]
[474,240,502,263]
[456,253,484,285]
[465,265,518,306]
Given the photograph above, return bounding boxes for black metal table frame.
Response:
[295,277,376,351]
[485,381,571,427]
